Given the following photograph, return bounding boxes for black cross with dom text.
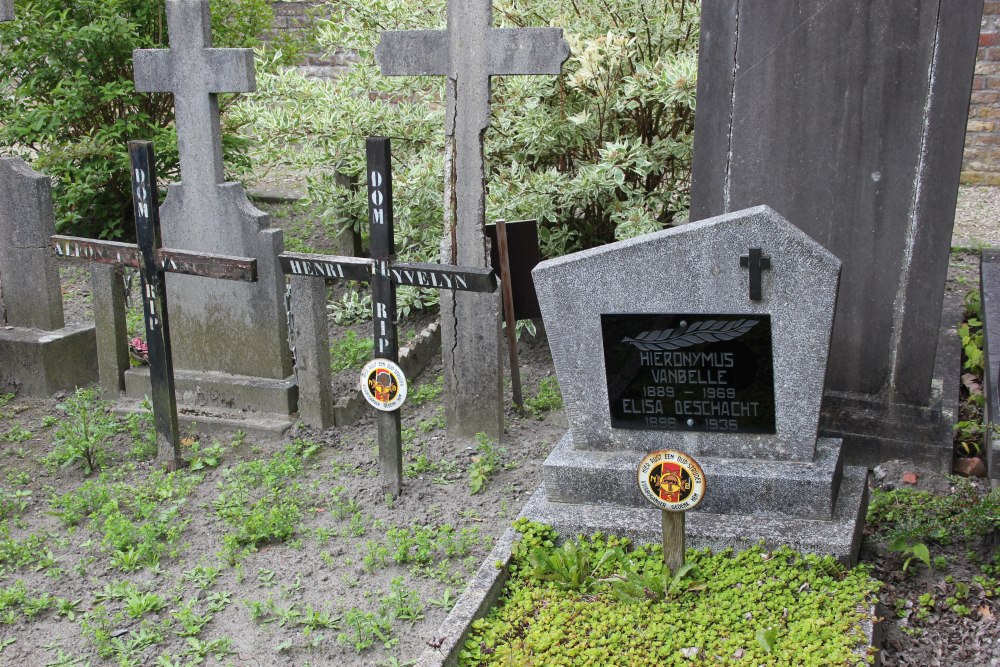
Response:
[279,137,497,498]
[52,141,257,470]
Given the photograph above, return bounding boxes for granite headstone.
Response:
[129,0,294,416]
[0,0,13,21]
[690,0,983,470]
[523,206,869,562]
[0,158,97,394]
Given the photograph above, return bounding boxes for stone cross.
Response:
[0,0,14,21]
[740,247,771,301]
[376,0,569,439]
[279,138,497,498]
[52,142,257,470]
[133,0,254,200]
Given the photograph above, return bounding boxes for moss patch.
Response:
[460,521,880,666]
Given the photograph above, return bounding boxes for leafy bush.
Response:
[235,0,699,314]
[0,0,295,239]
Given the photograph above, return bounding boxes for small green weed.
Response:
[44,388,118,474]
[468,433,504,495]
[522,376,563,418]
[330,330,373,372]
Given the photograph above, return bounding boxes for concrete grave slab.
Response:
[691,0,984,470]
[0,158,96,395]
[983,251,1000,484]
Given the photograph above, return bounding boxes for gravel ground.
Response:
[953,186,1000,249]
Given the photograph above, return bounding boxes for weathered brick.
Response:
[983,32,998,48]
[971,90,1000,104]
[976,61,1000,75]
[976,106,1000,120]
[968,120,998,133]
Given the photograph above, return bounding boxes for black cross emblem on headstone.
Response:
[52,141,257,470]
[740,247,772,302]
[278,137,498,498]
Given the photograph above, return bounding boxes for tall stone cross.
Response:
[133,0,253,203]
[0,0,14,22]
[376,1,570,439]
[130,0,293,412]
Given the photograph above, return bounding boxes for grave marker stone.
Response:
[0,158,97,395]
[522,206,869,562]
[279,138,498,497]
[0,0,13,21]
[130,0,294,418]
[690,0,983,470]
[375,1,569,439]
[52,141,258,468]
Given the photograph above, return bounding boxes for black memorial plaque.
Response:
[602,314,775,434]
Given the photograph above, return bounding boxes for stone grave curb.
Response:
[113,399,295,441]
[522,466,870,565]
[983,250,1000,483]
[0,324,97,396]
[416,483,882,667]
[333,320,442,426]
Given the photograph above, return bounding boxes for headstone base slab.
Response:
[525,465,869,565]
[0,325,97,396]
[982,251,1000,484]
[821,281,964,473]
[113,398,294,441]
[544,432,844,520]
[124,367,296,416]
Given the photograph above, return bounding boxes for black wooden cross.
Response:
[740,247,772,302]
[278,137,498,498]
[52,141,257,470]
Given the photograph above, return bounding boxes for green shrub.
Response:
[235,0,699,313]
[0,0,294,240]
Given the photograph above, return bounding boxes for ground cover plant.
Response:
[460,520,880,666]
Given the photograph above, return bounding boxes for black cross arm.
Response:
[52,235,257,283]
[390,261,496,293]
[279,252,373,283]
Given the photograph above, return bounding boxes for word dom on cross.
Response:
[52,141,258,470]
[279,137,497,498]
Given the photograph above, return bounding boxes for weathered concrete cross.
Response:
[0,0,14,22]
[133,0,254,198]
[52,142,257,470]
[279,138,497,498]
[375,0,569,439]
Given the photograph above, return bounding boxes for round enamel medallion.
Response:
[637,449,706,512]
[360,358,407,412]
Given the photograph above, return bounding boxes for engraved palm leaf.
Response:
[621,319,758,351]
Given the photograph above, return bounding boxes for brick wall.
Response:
[964,1,1000,185]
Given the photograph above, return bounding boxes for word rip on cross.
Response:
[52,141,257,470]
[279,137,497,498]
